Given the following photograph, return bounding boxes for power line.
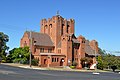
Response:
[105,50,120,54]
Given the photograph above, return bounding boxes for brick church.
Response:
[20,14,99,68]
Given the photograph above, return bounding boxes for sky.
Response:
[0,0,120,55]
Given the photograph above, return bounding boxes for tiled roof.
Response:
[67,33,80,43]
[57,41,61,48]
[85,45,95,55]
[72,39,80,43]
[25,31,54,47]
[85,40,99,56]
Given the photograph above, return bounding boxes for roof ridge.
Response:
[25,31,50,35]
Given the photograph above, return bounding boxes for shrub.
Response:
[31,59,39,66]
[2,60,6,63]
[70,66,75,69]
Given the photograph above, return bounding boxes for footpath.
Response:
[1,63,110,73]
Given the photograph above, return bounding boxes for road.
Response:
[0,64,120,80]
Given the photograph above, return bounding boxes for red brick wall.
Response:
[20,15,99,68]
[40,15,75,54]
[89,40,98,54]
[77,36,86,58]
[20,32,30,47]
[61,35,72,66]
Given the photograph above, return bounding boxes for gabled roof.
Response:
[68,33,76,38]
[25,31,54,47]
[68,33,80,44]
[85,44,95,56]
[72,39,80,43]
[85,40,99,56]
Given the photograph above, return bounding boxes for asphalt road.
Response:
[0,64,120,80]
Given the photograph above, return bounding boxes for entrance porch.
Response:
[38,53,66,67]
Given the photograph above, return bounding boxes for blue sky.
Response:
[0,0,120,55]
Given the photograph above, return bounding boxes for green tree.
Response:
[97,56,103,70]
[98,48,105,56]
[0,32,9,62]
[8,47,30,64]
[96,48,120,70]
[102,54,116,69]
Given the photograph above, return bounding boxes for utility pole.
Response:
[29,31,32,67]
[93,42,100,74]
[95,47,97,71]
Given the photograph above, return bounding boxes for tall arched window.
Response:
[61,24,64,35]
[67,25,69,33]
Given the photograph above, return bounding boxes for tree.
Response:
[97,48,120,70]
[111,65,117,72]
[98,48,105,56]
[97,48,120,71]
[97,56,103,70]
[102,54,117,69]
[8,47,30,64]
[0,32,9,61]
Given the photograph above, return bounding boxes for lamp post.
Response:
[94,48,97,70]
[93,42,100,74]
[29,31,37,67]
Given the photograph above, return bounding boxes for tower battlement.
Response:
[41,16,74,26]
[40,15,75,35]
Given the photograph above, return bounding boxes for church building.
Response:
[20,14,99,68]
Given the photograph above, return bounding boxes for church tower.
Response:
[40,12,75,53]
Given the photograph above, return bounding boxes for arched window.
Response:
[61,24,64,35]
[44,59,47,64]
[24,41,27,46]
[67,25,69,33]
[49,24,52,28]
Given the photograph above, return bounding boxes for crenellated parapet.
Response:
[40,15,75,35]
